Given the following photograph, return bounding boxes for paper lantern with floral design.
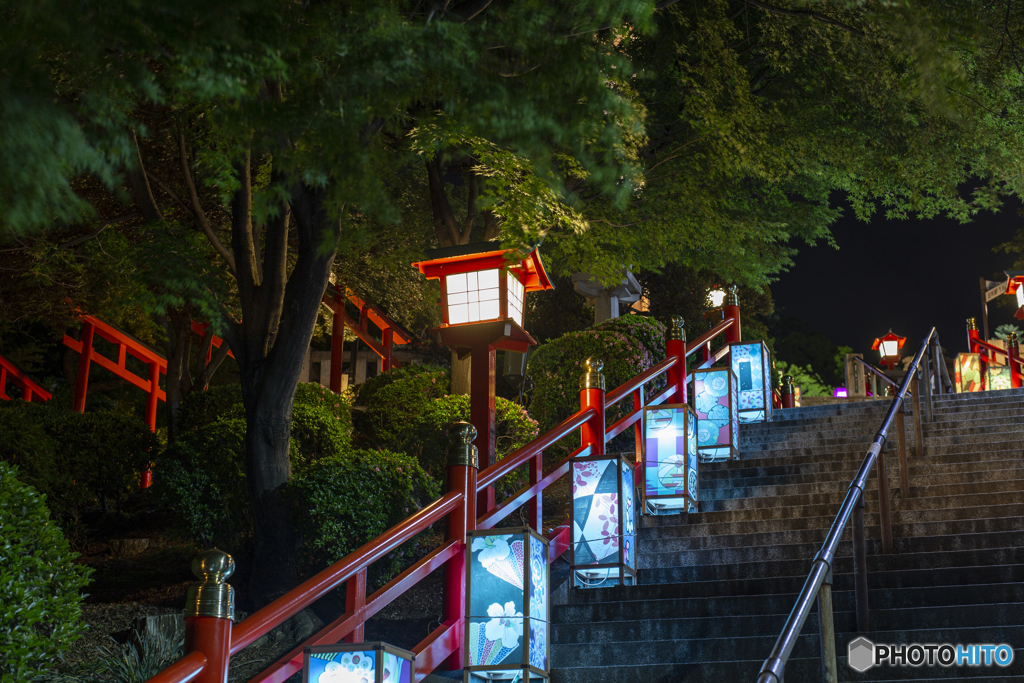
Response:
[955,353,983,393]
[570,453,636,588]
[691,367,739,463]
[729,341,772,423]
[985,364,1014,391]
[641,404,698,515]
[302,643,414,683]
[465,528,550,682]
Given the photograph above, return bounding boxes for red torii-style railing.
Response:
[0,353,52,402]
[145,314,742,683]
[967,324,1024,388]
[321,285,414,392]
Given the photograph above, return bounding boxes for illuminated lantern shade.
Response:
[794,385,802,407]
[1006,270,1024,318]
[955,353,983,393]
[642,404,698,515]
[570,453,636,588]
[303,643,414,683]
[985,364,1014,391]
[729,341,773,423]
[413,242,552,333]
[871,330,907,371]
[708,288,727,309]
[834,387,848,398]
[691,367,739,463]
[466,528,550,681]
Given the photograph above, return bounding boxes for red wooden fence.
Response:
[0,353,52,402]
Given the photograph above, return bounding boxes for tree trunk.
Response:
[451,351,471,395]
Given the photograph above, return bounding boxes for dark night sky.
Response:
[770,195,1023,359]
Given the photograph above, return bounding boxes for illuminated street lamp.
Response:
[1006,270,1024,319]
[871,331,906,372]
[414,242,553,511]
[708,287,727,309]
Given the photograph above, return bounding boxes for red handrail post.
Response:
[723,285,741,344]
[184,549,235,683]
[579,358,606,456]
[73,320,95,413]
[967,317,985,387]
[442,422,478,670]
[663,316,687,405]
[1008,333,1022,389]
[342,568,368,643]
[781,375,796,409]
[528,450,543,531]
[382,327,394,373]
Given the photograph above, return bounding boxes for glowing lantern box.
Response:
[691,367,739,463]
[570,453,636,588]
[729,341,773,423]
[302,643,414,683]
[642,404,698,515]
[986,364,1014,391]
[465,528,550,682]
[955,353,983,393]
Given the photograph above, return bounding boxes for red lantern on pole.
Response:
[1005,270,1024,320]
[871,330,907,372]
[413,241,553,510]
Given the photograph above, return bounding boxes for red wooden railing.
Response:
[0,353,52,402]
[971,336,1024,387]
[147,315,740,683]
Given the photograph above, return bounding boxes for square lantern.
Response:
[794,385,802,407]
[1006,270,1024,318]
[570,453,636,588]
[985,364,1014,391]
[642,404,698,515]
[413,242,553,346]
[691,367,739,463]
[466,528,550,682]
[730,341,773,423]
[303,643,414,683]
[955,353,983,393]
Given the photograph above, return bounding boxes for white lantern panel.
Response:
[446,269,501,324]
[1017,285,1024,309]
[507,273,526,326]
[880,339,898,358]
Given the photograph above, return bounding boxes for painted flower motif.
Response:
[697,420,717,446]
[707,404,730,429]
[694,390,720,416]
[529,621,547,669]
[472,535,511,568]
[705,372,730,397]
[485,601,523,648]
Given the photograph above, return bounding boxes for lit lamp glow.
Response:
[955,353,983,393]
[871,331,906,372]
[641,404,699,514]
[302,643,414,683]
[466,528,550,681]
[708,288,727,309]
[1007,271,1024,318]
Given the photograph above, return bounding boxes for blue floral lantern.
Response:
[985,363,1013,391]
[692,367,739,462]
[570,453,636,588]
[465,528,549,682]
[729,341,772,423]
[303,643,414,683]
[641,404,698,515]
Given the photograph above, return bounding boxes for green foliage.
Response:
[0,462,91,682]
[775,360,831,398]
[34,626,184,683]
[287,449,438,586]
[527,315,665,450]
[0,400,156,528]
[158,383,353,551]
[995,324,1022,341]
[355,364,450,453]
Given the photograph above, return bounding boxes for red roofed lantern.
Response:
[414,242,553,511]
[1005,270,1024,320]
[871,330,906,372]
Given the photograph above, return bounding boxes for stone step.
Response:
[731,436,1024,461]
[739,415,1024,447]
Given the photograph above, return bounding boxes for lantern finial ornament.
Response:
[660,316,685,341]
[446,422,479,468]
[1008,332,1020,352]
[580,357,605,391]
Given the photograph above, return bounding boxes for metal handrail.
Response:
[853,356,900,390]
[756,327,938,683]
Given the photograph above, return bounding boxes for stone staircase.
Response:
[550,388,1024,682]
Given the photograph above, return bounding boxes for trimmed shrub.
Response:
[526,315,666,446]
[287,449,438,586]
[354,364,449,452]
[174,384,243,433]
[0,462,91,680]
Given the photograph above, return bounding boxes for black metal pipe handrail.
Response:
[755,327,937,683]
[852,356,900,391]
